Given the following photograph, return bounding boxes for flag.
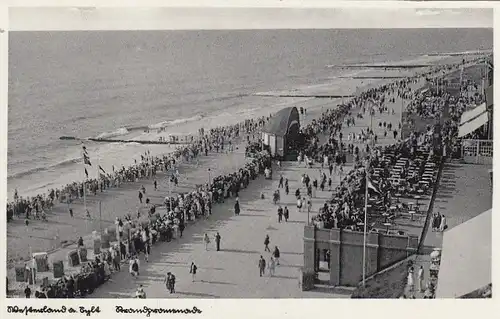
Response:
[85,168,89,179]
[112,165,115,172]
[82,145,92,166]
[367,178,380,194]
[486,59,493,70]
[99,173,107,180]
[99,165,106,174]
[83,154,92,166]
[486,59,493,86]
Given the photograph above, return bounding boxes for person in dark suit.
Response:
[215,232,221,251]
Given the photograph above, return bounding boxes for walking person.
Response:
[215,232,221,251]
[284,206,289,222]
[135,285,146,299]
[258,256,266,277]
[234,199,240,216]
[165,272,171,293]
[273,246,280,265]
[277,206,283,223]
[268,257,276,277]
[418,266,424,293]
[278,175,284,188]
[203,233,210,251]
[264,234,271,252]
[138,191,143,204]
[190,262,198,282]
[145,241,151,263]
[154,180,157,191]
[439,215,447,232]
[129,256,140,278]
[407,267,415,296]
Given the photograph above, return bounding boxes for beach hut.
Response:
[261,107,300,159]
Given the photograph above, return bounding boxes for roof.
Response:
[262,107,300,136]
[436,209,491,298]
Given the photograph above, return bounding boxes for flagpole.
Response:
[362,101,375,287]
[362,160,369,287]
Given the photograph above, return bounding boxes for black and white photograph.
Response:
[3,5,494,301]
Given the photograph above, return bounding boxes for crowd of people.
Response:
[292,61,477,235]
[11,55,488,298]
[14,147,272,298]
[6,115,276,224]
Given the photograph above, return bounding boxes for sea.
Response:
[7,29,493,199]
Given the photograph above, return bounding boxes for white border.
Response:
[1,2,499,319]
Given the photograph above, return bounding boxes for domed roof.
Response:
[262,107,300,136]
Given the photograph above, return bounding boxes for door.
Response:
[269,135,276,155]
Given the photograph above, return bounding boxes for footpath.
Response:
[7,56,467,298]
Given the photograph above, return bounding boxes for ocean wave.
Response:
[8,156,83,180]
[148,114,205,129]
[96,127,129,139]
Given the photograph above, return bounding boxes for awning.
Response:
[460,103,486,125]
[486,85,493,109]
[436,209,491,298]
[458,112,488,137]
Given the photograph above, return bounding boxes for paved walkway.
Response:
[90,77,425,298]
[8,66,434,298]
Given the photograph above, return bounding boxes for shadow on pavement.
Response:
[176,291,220,298]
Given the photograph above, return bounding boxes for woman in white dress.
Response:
[407,267,414,292]
[439,215,447,232]
[204,233,210,250]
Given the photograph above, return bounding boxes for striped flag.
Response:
[82,145,92,166]
[99,165,106,174]
[486,59,493,70]
[367,177,380,194]
[486,59,493,86]
[85,168,89,178]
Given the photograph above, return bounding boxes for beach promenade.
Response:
[88,75,427,298]
[6,55,464,297]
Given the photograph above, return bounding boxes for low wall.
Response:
[303,226,418,288]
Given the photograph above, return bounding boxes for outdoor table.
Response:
[383,222,392,233]
[408,202,415,210]
[417,189,425,195]
[389,205,397,211]
[408,210,416,221]
[382,212,391,223]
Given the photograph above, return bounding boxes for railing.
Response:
[461,139,493,164]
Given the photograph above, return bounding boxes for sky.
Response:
[8,7,493,31]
